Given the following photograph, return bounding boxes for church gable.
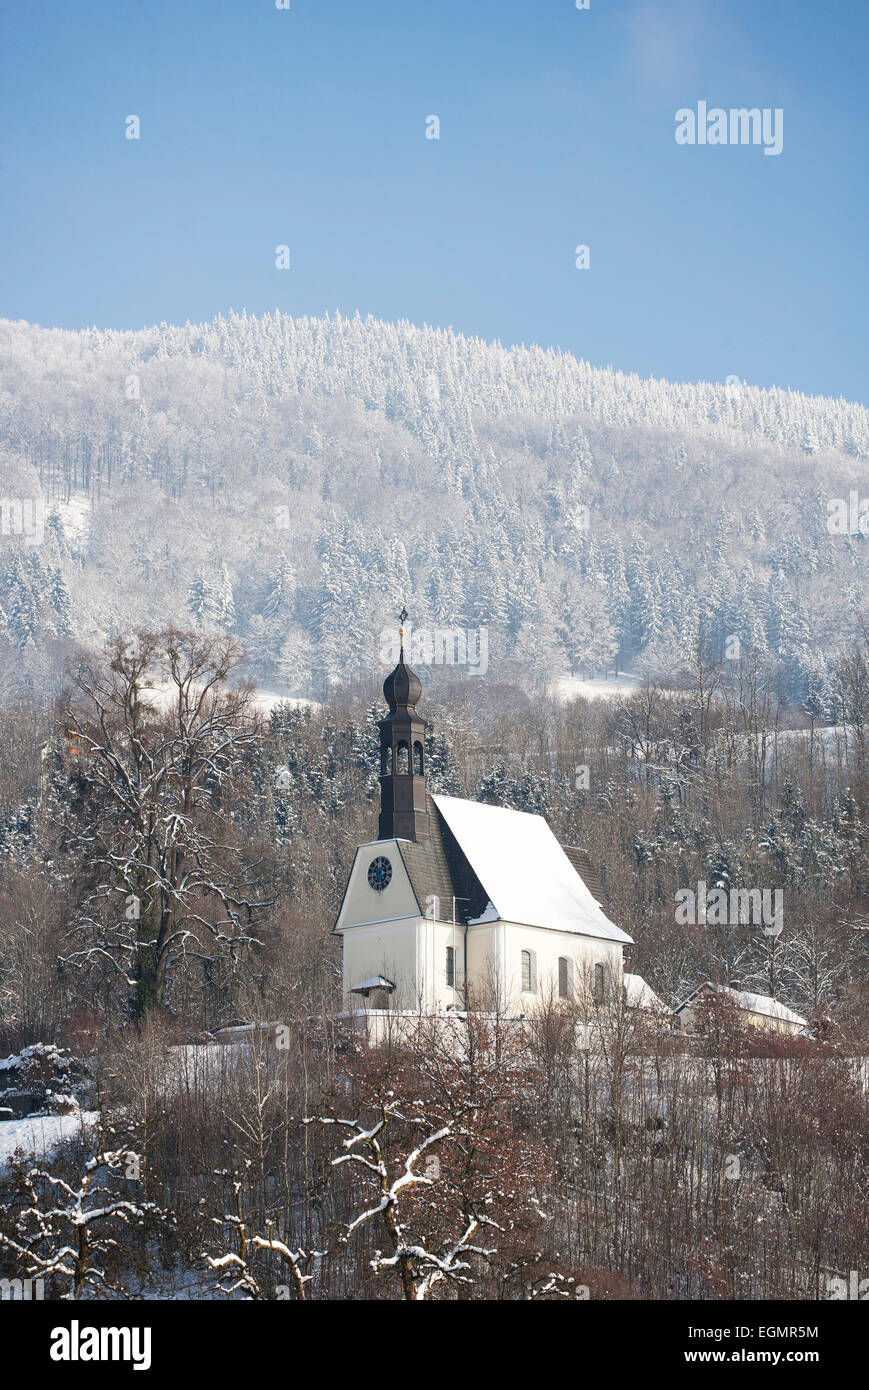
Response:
[335,840,419,931]
[333,798,490,934]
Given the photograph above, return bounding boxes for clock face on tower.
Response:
[367,855,393,892]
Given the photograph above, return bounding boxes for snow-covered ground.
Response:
[53,493,91,545]
[0,1111,99,1167]
[552,672,643,703]
[773,724,849,748]
[127,680,318,718]
[248,688,320,716]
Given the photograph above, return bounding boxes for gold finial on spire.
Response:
[399,605,408,654]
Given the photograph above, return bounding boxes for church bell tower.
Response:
[378,609,429,842]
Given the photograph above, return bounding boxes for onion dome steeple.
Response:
[382,609,423,714]
[378,608,429,842]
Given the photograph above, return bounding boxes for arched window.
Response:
[558,956,573,1001]
[413,740,424,775]
[396,740,410,774]
[380,743,392,775]
[594,962,606,1005]
[521,949,537,994]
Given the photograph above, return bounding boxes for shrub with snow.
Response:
[0,1042,93,1119]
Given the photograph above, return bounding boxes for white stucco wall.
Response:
[484,923,624,1014]
[341,918,421,1008]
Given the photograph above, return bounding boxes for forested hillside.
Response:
[1,320,867,1297]
[0,311,866,704]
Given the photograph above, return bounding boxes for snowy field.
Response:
[53,493,92,545]
[552,672,643,702]
[249,688,320,716]
[0,1111,99,1167]
[133,681,318,718]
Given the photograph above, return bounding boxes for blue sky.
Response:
[1,0,866,403]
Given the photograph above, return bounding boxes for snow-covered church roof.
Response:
[430,794,632,944]
[623,972,669,1013]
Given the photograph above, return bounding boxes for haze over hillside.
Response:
[0,311,866,706]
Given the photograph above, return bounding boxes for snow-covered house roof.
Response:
[623,972,669,1013]
[430,794,632,944]
[351,976,396,995]
[727,988,808,1028]
[675,982,808,1029]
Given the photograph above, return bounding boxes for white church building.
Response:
[334,626,633,1016]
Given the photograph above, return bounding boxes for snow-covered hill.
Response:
[0,311,865,705]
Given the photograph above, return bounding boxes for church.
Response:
[333,623,633,1016]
